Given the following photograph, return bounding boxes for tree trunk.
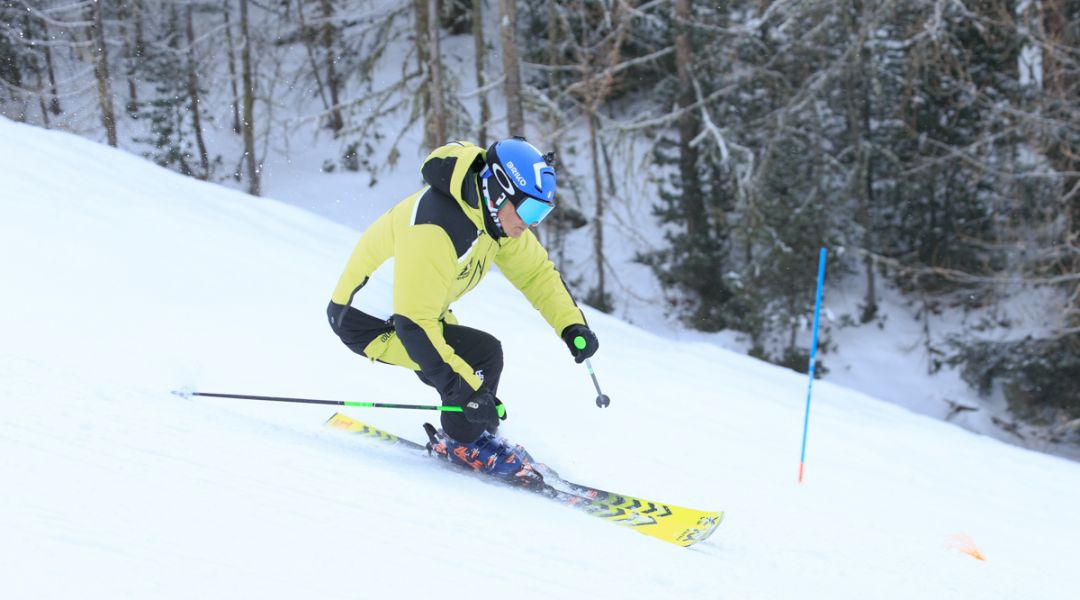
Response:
[239,0,261,195]
[428,0,447,146]
[5,18,25,110]
[186,5,211,179]
[319,0,344,133]
[130,0,146,113]
[498,0,524,136]
[42,21,61,115]
[674,0,702,234]
[413,0,434,149]
[589,111,605,302]
[118,1,137,115]
[89,0,118,147]
[223,0,242,134]
[472,0,489,146]
[38,95,50,127]
[133,0,145,64]
[545,0,560,92]
[29,20,49,127]
[536,0,563,250]
[25,14,58,122]
[845,1,877,322]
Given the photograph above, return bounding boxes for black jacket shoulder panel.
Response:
[421,151,485,209]
[414,188,480,259]
[420,157,454,200]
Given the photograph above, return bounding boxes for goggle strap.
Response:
[481,177,507,234]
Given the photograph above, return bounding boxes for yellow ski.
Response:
[325,412,723,548]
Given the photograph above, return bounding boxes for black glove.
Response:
[561,324,599,364]
[462,389,502,427]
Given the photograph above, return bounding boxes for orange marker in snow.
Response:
[947,533,986,561]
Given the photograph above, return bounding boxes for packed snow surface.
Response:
[2,118,1078,599]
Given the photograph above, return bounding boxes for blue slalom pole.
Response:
[798,247,827,483]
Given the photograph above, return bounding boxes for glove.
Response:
[461,389,503,427]
[561,324,599,364]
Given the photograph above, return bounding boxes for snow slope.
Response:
[2,117,1078,599]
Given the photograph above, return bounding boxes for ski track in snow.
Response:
[2,118,1079,599]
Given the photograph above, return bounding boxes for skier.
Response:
[327,138,599,484]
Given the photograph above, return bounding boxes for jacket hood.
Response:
[420,142,492,234]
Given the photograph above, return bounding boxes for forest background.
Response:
[1,0,1077,457]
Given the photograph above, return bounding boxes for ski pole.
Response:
[171,389,463,412]
[583,359,611,408]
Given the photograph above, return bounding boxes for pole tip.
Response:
[171,387,196,400]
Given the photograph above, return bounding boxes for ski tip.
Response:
[681,511,724,548]
[171,387,196,400]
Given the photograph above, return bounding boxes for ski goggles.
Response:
[512,195,555,226]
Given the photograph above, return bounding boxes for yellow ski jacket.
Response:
[330,141,586,401]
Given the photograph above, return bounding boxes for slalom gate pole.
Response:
[172,389,462,412]
[798,247,827,484]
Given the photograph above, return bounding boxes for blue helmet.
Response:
[484,137,556,226]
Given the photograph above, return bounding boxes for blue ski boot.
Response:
[423,423,543,488]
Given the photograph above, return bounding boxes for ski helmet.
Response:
[482,137,556,226]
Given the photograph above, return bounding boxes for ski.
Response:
[534,468,724,547]
[324,412,723,548]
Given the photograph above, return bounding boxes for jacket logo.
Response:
[457,264,470,280]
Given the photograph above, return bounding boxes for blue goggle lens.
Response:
[514,196,555,226]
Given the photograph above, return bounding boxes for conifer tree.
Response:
[136,6,199,176]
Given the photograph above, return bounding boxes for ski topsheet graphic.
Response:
[325,412,722,548]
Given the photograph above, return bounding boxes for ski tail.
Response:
[324,412,722,548]
[325,412,426,450]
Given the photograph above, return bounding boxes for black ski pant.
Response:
[327,301,503,442]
